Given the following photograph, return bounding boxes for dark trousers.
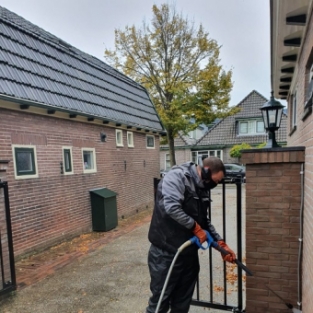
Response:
[146,244,200,313]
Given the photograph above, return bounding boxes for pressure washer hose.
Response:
[155,239,193,313]
[155,232,252,313]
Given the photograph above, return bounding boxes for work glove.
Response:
[192,222,207,244]
[217,240,236,263]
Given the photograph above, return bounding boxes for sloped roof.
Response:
[160,119,220,149]
[196,90,287,146]
[0,6,165,132]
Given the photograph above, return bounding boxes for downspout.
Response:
[296,164,304,312]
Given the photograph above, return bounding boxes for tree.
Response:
[229,143,252,159]
[105,3,236,166]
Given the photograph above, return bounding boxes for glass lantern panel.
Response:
[262,110,269,128]
[277,108,283,127]
[268,109,277,126]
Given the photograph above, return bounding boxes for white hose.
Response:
[297,164,304,311]
[155,240,193,313]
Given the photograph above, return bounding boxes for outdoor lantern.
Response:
[260,92,285,148]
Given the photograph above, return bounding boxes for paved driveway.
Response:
[1,184,246,313]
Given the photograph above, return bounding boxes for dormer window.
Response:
[237,119,265,136]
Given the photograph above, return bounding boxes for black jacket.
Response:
[148,162,222,254]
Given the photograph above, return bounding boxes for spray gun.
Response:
[193,231,253,276]
[155,230,253,313]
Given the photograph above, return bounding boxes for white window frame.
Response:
[127,131,134,147]
[188,128,204,140]
[12,144,39,179]
[256,120,264,133]
[191,150,223,164]
[146,135,155,149]
[238,119,265,135]
[116,129,123,147]
[292,92,297,128]
[82,148,97,174]
[62,146,74,175]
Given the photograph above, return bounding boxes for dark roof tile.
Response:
[0,6,164,131]
[196,90,287,146]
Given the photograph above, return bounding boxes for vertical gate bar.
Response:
[236,178,243,311]
[3,182,16,287]
[0,230,5,288]
[195,276,200,300]
[222,182,227,304]
[208,189,213,302]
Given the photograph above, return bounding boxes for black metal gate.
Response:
[0,181,16,298]
[191,177,245,312]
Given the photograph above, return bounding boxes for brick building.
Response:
[0,6,165,258]
[267,1,313,311]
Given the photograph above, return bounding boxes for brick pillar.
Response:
[241,147,305,313]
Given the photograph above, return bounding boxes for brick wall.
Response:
[159,149,192,171]
[0,108,160,258]
[241,147,304,313]
[283,8,313,313]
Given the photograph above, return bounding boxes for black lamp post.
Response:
[260,92,285,148]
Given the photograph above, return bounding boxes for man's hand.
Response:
[192,222,207,244]
[217,240,236,263]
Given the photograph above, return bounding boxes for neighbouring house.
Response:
[160,90,287,169]
[159,119,218,172]
[270,1,313,311]
[0,6,165,258]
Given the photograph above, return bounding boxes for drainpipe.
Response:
[297,163,304,312]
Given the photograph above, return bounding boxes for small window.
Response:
[239,122,248,134]
[238,119,265,135]
[292,92,297,128]
[12,145,38,179]
[127,131,134,147]
[146,135,155,149]
[192,150,223,164]
[82,148,97,173]
[62,147,73,174]
[116,129,123,147]
[256,120,264,133]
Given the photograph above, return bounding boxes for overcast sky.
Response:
[0,0,273,107]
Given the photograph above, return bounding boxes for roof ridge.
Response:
[235,90,268,108]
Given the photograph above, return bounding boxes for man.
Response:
[146,157,236,313]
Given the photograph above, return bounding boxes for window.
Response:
[188,128,203,140]
[82,148,97,173]
[191,150,223,164]
[304,56,313,109]
[292,92,297,128]
[165,153,171,170]
[256,120,264,133]
[146,135,155,148]
[116,129,123,147]
[62,147,73,174]
[239,122,248,134]
[12,145,38,179]
[302,54,313,120]
[238,119,265,135]
[127,131,134,147]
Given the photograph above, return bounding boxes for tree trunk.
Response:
[167,131,176,167]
